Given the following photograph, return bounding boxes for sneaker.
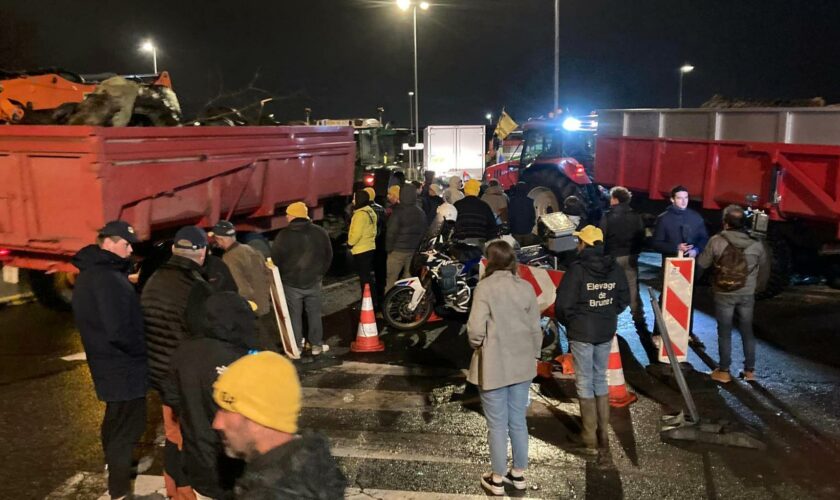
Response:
[710,368,732,383]
[480,472,505,496]
[311,345,323,356]
[503,470,526,490]
[741,370,756,381]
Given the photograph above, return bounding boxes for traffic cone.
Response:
[351,284,385,353]
[607,335,637,407]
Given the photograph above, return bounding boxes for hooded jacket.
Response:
[271,219,333,289]
[453,195,499,241]
[554,245,630,344]
[348,205,377,255]
[508,183,536,235]
[71,245,148,402]
[386,184,428,252]
[141,254,208,392]
[162,292,252,499]
[481,184,509,222]
[651,204,709,256]
[697,229,767,295]
[443,176,465,205]
[235,433,347,499]
[600,202,645,258]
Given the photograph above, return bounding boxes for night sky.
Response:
[2,0,839,126]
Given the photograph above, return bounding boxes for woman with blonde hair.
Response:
[467,240,542,495]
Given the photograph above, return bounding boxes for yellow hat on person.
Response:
[574,225,604,246]
[363,187,376,200]
[213,352,301,434]
[286,202,309,220]
[464,179,481,196]
[388,185,401,198]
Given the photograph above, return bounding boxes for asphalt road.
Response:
[1,262,839,499]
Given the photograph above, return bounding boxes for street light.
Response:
[678,63,694,108]
[485,113,492,124]
[396,1,429,168]
[140,40,157,74]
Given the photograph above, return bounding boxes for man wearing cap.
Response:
[72,220,147,500]
[212,352,347,497]
[141,225,210,499]
[555,225,629,455]
[453,179,499,245]
[271,202,333,355]
[210,220,275,351]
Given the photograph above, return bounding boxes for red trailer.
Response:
[595,108,840,292]
[0,125,355,304]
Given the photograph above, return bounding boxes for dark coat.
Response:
[271,219,333,289]
[453,195,498,241]
[235,433,347,499]
[508,184,536,235]
[554,245,630,344]
[162,292,251,499]
[71,245,148,402]
[204,254,239,293]
[651,205,709,257]
[600,202,645,258]
[423,195,444,225]
[141,255,208,392]
[386,185,428,252]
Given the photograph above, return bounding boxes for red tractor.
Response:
[484,113,602,217]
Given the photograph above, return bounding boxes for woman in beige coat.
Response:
[467,240,542,496]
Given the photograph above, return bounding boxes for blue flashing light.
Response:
[562,117,582,132]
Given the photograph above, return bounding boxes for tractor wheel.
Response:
[29,270,75,311]
[756,233,791,299]
[520,162,598,218]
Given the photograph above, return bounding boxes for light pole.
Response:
[678,63,694,108]
[408,91,415,170]
[397,0,429,168]
[554,0,559,112]
[140,40,157,74]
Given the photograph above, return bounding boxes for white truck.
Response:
[423,125,486,181]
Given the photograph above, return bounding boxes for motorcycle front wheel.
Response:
[383,285,434,331]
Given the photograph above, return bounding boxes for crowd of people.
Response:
[71,173,766,498]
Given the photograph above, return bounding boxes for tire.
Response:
[826,258,840,290]
[520,162,597,218]
[29,270,74,311]
[382,285,433,331]
[756,233,791,299]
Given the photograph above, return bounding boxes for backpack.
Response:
[713,234,749,292]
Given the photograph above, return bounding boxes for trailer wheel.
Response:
[29,270,75,311]
[756,234,791,299]
[826,259,840,290]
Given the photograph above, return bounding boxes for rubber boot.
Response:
[595,395,610,451]
[578,398,598,455]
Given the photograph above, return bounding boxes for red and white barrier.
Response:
[656,257,695,362]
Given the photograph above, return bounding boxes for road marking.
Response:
[61,351,87,362]
[332,446,476,464]
[328,361,462,378]
[302,387,431,411]
[345,487,544,499]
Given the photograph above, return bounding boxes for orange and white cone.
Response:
[607,335,637,407]
[351,284,385,353]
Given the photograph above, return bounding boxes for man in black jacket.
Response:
[271,202,333,356]
[453,179,499,244]
[508,182,538,246]
[555,226,629,455]
[365,187,388,305]
[162,291,252,499]
[212,352,347,498]
[141,225,209,499]
[72,220,147,499]
[600,186,654,360]
[385,182,428,289]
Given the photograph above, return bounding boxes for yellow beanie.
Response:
[286,202,309,220]
[388,184,401,198]
[464,179,481,196]
[363,187,376,201]
[213,352,301,434]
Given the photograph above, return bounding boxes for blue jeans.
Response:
[714,294,756,372]
[570,340,612,398]
[479,380,531,475]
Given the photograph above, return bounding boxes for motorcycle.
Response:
[382,238,482,331]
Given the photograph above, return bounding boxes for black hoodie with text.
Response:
[554,245,630,344]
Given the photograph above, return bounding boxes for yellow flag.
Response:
[493,111,518,140]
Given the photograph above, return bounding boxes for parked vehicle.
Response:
[424,125,486,181]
